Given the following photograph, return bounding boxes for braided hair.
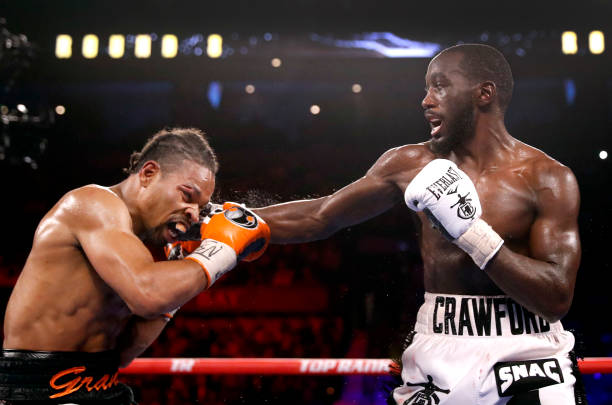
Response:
[124,127,219,175]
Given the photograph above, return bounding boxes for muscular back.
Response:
[4,186,132,351]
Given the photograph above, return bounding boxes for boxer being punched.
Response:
[255,44,584,404]
[1,128,270,404]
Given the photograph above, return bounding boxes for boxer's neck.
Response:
[109,178,146,236]
[450,114,514,171]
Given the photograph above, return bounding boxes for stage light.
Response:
[135,34,152,58]
[245,84,255,94]
[271,58,282,68]
[561,31,578,54]
[352,83,362,93]
[161,34,178,58]
[0,105,8,115]
[600,150,608,160]
[310,105,320,115]
[55,35,72,58]
[589,31,605,54]
[109,35,125,58]
[207,34,223,58]
[82,34,99,59]
[55,105,66,115]
[16,104,27,114]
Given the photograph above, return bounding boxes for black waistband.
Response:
[2,349,118,361]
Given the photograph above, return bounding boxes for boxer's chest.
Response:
[415,166,536,245]
[472,170,536,241]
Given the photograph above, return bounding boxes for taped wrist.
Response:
[185,239,237,288]
[454,218,504,270]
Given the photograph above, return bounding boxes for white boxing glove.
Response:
[405,159,503,269]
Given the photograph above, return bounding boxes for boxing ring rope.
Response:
[121,357,612,375]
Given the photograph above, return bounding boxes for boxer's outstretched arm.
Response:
[66,188,208,318]
[116,316,168,367]
[486,162,581,322]
[255,147,414,244]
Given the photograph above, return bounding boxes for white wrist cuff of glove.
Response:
[163,307,180,320]
[454,218,504,269]
[185,239,237,288]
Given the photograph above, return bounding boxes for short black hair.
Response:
[124,127,219,175]
[439,44,514,112]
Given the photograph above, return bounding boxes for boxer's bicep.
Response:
[70,193,158,310]
[82,227,156,294]
[529,165,581,275]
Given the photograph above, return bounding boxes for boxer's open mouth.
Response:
[166,222,188,241]
[429,119,442,137]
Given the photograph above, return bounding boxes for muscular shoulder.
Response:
[57,185,132,231]
[368,143,434,179]
[518,145,579,210]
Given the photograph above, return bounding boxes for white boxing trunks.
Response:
[391,293,585,405]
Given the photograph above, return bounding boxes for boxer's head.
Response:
[125,127,218,244]
[422,44,513,154]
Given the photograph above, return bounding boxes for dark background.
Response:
[1,1,611,404]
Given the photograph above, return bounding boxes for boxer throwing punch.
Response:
[255,44,584,404]
[1,128,270,404]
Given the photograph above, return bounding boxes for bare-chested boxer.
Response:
[253,44,585,404]
[1,128,270,404]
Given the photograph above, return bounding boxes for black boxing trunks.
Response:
[0,349,136,404]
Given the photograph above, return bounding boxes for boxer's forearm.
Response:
[256,179,400,244]
[485,246,577,323]
[255,198,338,244]
[117,316,168,368]
[126,260,207,317]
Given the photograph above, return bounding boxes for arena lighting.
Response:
[589,30,605,54]
[271,57,282,67]
[16,104,27,114]
[561,31,578,54]
[600,150,608,160]
[108,35,125,59]
[161,34,178,58]
[352,83,362,93]
[245,84,255,94]
[310,32,440,58]
[81,34,98,59]
[134,34,152,58]
[55,105,66,115]
[207,34,222,58]
[55,34,72,58]
[310,104,320,115]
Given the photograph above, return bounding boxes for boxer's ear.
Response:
[139,160,161,187]
[476,81,496,109]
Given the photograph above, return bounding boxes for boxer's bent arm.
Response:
[82,227,207,317]
[116,316,169,368]
[485,164,581,322]
[255,148,408,244]
[70,189,208,317]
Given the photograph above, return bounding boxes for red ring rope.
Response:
[120,357,612,375]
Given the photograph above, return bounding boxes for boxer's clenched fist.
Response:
[185,206,270,287]
[405,159,503,269]
[405,159,482,239]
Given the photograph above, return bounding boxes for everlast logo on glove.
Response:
[425,166,463,200]
[494,359,563,397]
